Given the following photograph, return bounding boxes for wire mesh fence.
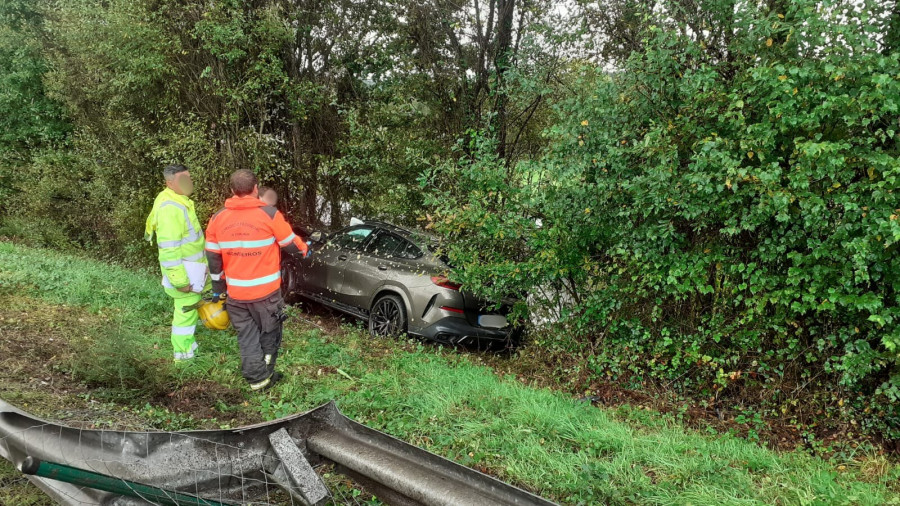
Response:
[0,414,381,505]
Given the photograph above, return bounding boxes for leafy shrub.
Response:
[427,0,900,438]
[0,216,73,249]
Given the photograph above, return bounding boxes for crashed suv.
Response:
[280,220,521,348]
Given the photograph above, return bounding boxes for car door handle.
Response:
[338,255,348,261]
[378,265,388,271]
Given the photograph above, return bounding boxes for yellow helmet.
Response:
[198,300,230,330]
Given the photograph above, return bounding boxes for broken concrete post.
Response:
[268,428,330,506]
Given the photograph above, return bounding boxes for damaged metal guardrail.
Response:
[0,399,557,506]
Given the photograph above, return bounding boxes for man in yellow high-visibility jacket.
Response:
[144,164,210,361]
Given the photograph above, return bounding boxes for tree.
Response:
[0,0,68,154]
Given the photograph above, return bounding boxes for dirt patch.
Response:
[158,379,252,425]
[0,293,101,400]
[288,299,358,336]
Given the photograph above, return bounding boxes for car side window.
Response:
[396,240,423,260]
[365,232,404,258]
[330,226,374,251]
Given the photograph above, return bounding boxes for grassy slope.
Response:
[0,241,898,505]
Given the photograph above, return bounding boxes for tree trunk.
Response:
[493,0,515,160]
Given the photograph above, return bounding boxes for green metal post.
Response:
[20,456,234,506]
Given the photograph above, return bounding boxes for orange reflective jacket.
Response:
[205,196,308,302]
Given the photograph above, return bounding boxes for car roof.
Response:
[363,220,411,237]
[363,220,438,247]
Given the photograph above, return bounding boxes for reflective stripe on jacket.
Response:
[205,195,308,302]
[145,188,207,288]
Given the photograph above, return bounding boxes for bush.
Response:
[0,216,73,249]
[427,0,900,439]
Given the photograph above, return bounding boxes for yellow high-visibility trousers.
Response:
[164,288,201,360]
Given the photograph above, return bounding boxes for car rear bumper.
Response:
[416,316,521,347]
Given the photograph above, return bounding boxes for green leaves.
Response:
[0,0,69,154]
[426,0,900,439]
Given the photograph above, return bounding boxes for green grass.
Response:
[0,458,51,506]
[0,240,248,397]
[1,241,899,505]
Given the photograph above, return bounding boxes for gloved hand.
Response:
[303,248,312,259]
[211,292,226,302]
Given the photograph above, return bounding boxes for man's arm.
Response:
[271,211,309,257]
[156,204,190,289]
[205,215,226,294]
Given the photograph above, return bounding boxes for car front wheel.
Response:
[280,257,299,303]
[369,294,407,338]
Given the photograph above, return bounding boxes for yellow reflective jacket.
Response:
[144,188,207,289]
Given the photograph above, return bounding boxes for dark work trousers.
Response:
[226,292,285,385]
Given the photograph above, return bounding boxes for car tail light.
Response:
[439,306,465,314]
[431,275,461,290]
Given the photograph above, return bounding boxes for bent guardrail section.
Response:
[0,399,557,506]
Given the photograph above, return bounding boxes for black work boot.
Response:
[260,371,283,391]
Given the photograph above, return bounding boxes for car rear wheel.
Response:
[369,294,407,338]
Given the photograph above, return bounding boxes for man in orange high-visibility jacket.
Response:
[205,170,309,391]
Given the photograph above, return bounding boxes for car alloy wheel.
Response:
[280,258,298,301]
[369,295,407,337]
